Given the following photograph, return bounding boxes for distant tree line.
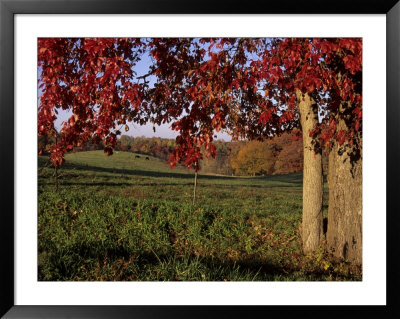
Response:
[39,133,104,156]
[115,136,176,161]
[200,129,305,176]
[39,130,310,176]
[112,131,307,176]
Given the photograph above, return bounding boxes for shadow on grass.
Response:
[40,180,303,191]
[64,161,246,182]
[39,166,303,191]
[39,181,197,188]
[39,156,303,185]
[39,240,309,281]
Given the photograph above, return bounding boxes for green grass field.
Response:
[38,150,361,281]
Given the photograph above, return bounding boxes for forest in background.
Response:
[38,129,319,177]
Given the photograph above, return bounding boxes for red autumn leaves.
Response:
[38,38,362,170]
[38,38,145,166]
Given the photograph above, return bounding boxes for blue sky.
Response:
[47,46,231,141]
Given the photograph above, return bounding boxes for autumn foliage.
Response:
[38,38,146,167]
[38,38,361,170]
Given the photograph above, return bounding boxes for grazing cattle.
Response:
[135,155,140,158]
[145,157,150,160]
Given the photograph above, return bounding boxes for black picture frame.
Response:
[1,0,399,318]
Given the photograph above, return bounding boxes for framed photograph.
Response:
[1,0,399,318]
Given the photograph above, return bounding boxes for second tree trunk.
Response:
[297,90,324,254]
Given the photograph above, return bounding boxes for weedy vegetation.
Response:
[38,151,361,281]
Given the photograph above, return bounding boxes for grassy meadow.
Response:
[38,150,361,281]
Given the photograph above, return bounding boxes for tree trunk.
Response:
[54,166,59,191]
[193,172,198,205]
[327,120,362,265]
[297,90,324,254]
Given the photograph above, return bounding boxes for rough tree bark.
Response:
[297,90,324,254]
[327,119,362,265]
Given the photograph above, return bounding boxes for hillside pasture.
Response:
[38,151,360,281]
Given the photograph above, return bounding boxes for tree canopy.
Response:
[38,38,362,169]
